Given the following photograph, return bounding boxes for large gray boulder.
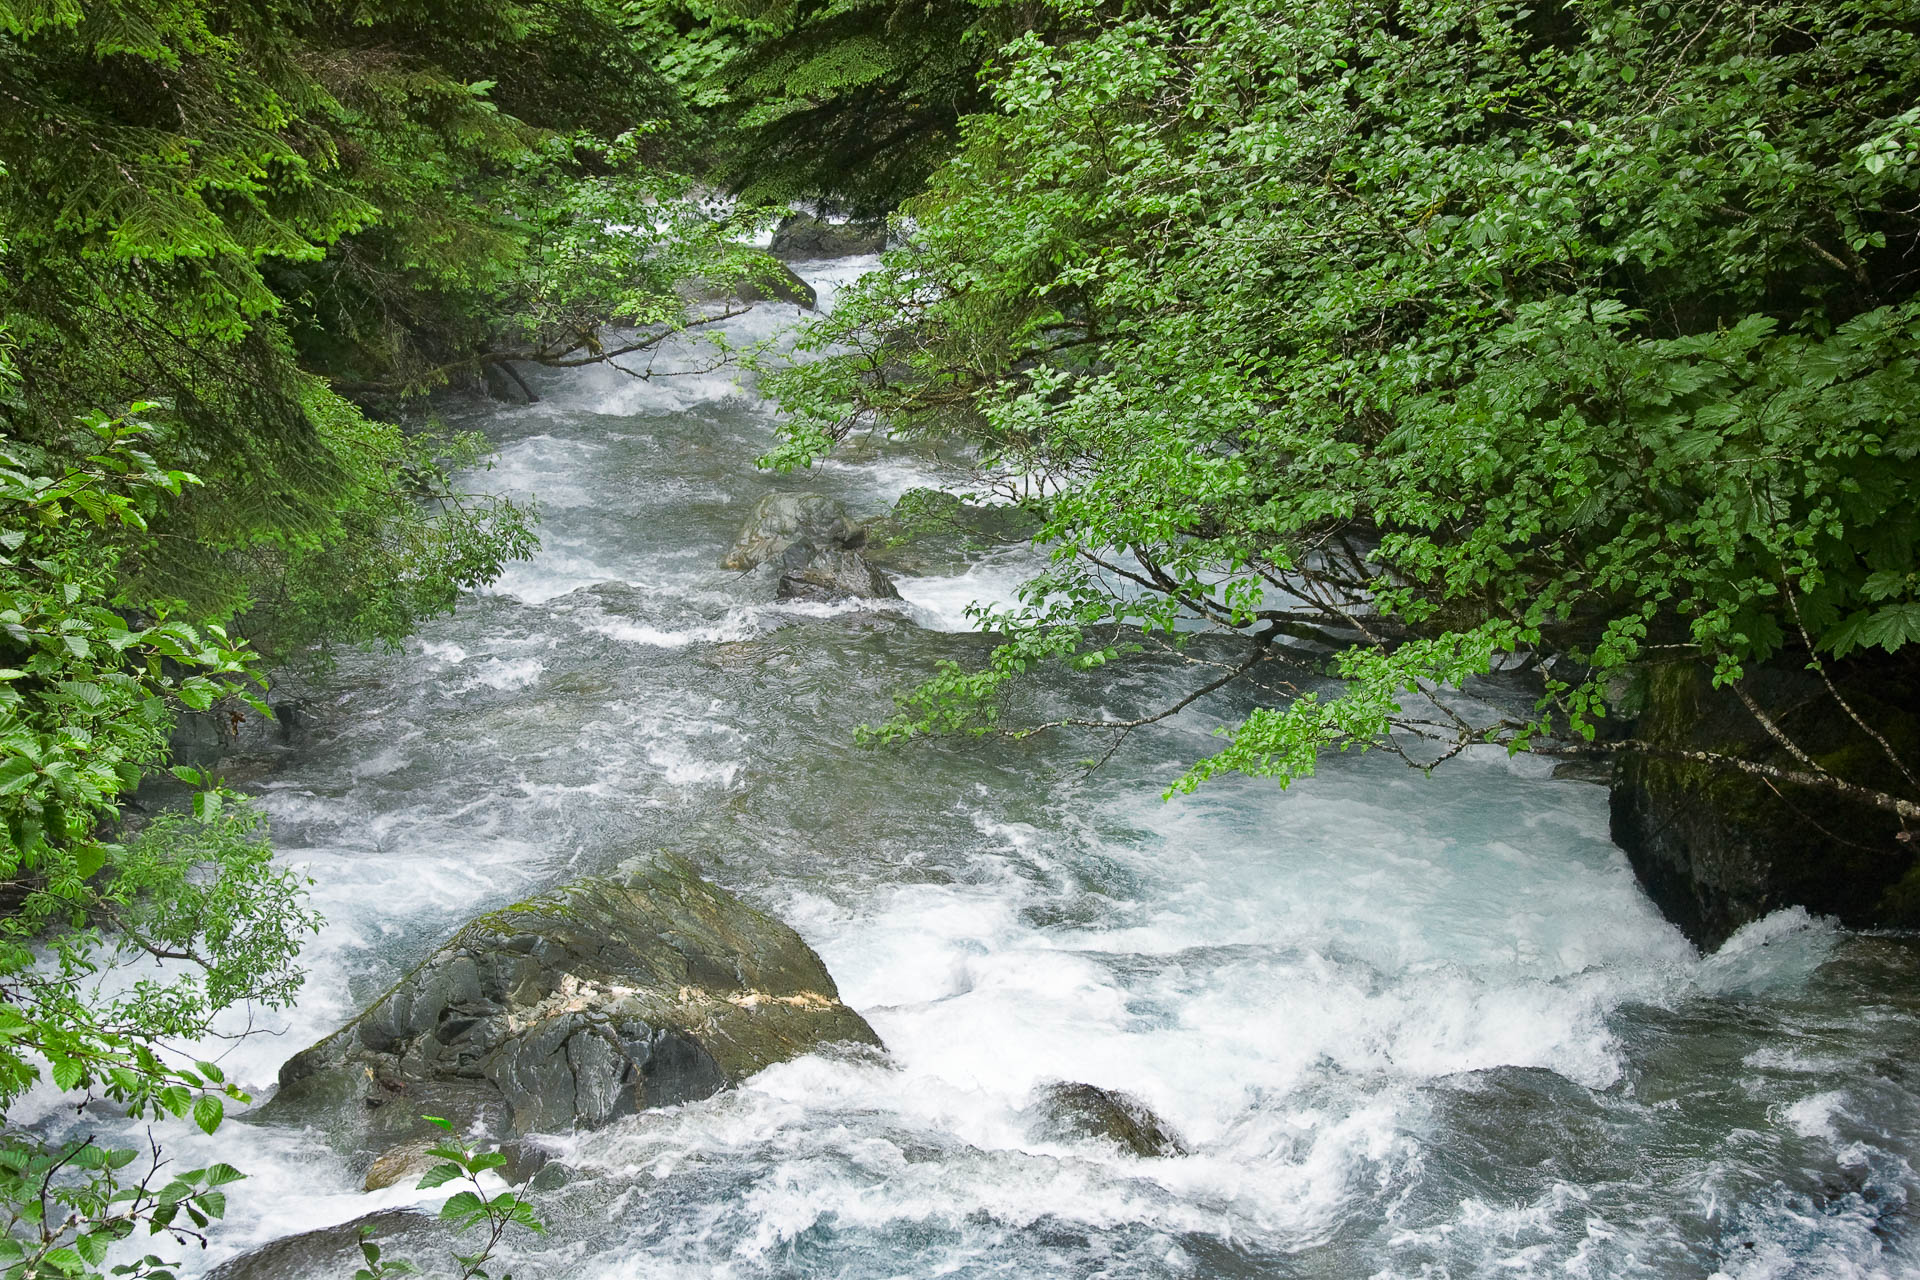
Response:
[722,493,862,570]
[260,855,880,1184]
[207,1210,435,1280]
[775,540,900,602]
[723,493,899,601]
[769,214,886,260]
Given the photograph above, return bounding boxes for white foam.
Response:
[467,656,544,690]
[896,548,1045,631]
[1782,1091,1849,1142]
[92,253,1915,1280]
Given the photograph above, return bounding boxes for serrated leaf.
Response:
[202,1162,244,1187]
[0,757,40,796]
[42,1245,87,1274]
[439,1190,484,1222]
[415,1162,465,1190]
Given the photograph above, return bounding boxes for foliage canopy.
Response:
[768,0,1920,815]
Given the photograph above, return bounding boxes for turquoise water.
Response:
[51,258,1918,1279]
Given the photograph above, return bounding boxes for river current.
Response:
[57,259,1920,1277]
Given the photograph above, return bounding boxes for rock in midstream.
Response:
[207,1209,435,1280]
[768,213,887,260]
[258,854,882,1186]
[861,487,1042,577]
[774,538,901,602]
[723,492,899,601]
[1034,1082,1187,1157]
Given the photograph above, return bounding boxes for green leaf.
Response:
[41,1245,88,1274]
[1858,603,1920,652]
[0,757,39,796]
[202,1162,244,1187]
[176,680,216,712]
[415,1162,465,1190]
[439,1190,484,1222]
[193,1094,224,1135]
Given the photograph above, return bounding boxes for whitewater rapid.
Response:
[49,258,1920,1279]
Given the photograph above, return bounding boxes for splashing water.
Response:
[68,259,1920,1279]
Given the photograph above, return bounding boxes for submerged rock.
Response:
[769,213,887,260]
[1035,1082,1185,1158]
[261,854,880,1182]
[724,492,899,601]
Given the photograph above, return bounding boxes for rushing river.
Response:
[56,258,1920,1277]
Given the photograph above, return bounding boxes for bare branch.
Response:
[1539,738,1920,827]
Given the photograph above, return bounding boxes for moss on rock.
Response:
[1610,659,1920,948]
[260,854,881,1181]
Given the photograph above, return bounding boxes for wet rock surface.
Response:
[775,540,900,601]
[722,493,865,571]
[1035,1082,1186,1157]
[769,213,887,260]
[1609,659,1920,948]
[207,1209,435,1280]
[861,487,1040,577]
[724,492,899,601]
[260,854,881,1181]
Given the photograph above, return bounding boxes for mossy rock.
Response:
[260,854,881,1181]
[861,488,1040,577]
[769,214,886,260]
[1610,658,1920,948]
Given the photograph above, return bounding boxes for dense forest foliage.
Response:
[0,0,776,1270]
[2,0,1919,1272]
[768,0,1920,822]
